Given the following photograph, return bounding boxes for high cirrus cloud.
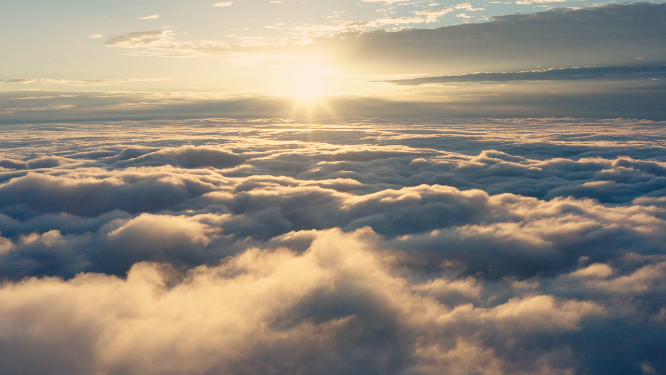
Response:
[0,120,665,374]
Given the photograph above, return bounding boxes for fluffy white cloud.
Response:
[0,119,665,374]
[0,228,609,374]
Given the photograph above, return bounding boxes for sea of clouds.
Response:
[1,118,665,375]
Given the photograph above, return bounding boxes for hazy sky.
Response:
[1,0,664,121]
[2,0,665,100]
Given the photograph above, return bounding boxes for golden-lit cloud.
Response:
[0,120,665,373]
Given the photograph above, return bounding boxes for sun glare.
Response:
[286,64,337,118]
[287,64,332,102]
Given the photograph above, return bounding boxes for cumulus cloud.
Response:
[1,120,666,374]
[0,229,617,375]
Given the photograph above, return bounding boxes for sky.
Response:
[1,0,665,121]
[1,1,666,375]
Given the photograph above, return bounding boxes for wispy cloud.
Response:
[0,78,171,85]
[137,14,160,20]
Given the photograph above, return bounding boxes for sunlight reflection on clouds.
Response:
[0,119,665,374]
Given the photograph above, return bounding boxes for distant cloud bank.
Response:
[388,64,666,85]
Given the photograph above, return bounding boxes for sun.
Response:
[290,81,326,102]
[287,64,332,102]
[286,64,337,118]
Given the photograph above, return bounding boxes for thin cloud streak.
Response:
[388,64,666,85]
[137,14,160,20]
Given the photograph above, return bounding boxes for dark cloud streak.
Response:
[388,64,666,85]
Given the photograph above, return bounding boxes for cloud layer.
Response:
[0,119,665,374]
